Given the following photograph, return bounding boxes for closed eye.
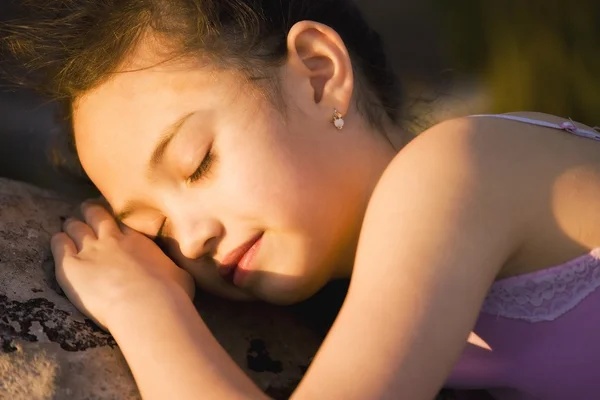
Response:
[187,149,215,184]
[155,219,166,239]
[154,219,168,251]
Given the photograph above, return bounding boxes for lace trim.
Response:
[481,249,600,322]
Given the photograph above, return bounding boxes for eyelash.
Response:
[155,149,215,239]
[156,221,166,238]
[187,149,215,184]
[154,218,168,248]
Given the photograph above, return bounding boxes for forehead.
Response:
[71,55,243,198]
[72,33,245,143]
[73,61,231,139]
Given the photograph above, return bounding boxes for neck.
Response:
[331,121,411,279]
[386,119,415,152]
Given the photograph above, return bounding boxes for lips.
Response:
[217,233,263,284]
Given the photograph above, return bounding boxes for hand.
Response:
[51,201,195,330]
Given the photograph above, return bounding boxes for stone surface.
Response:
[0,178,324,400]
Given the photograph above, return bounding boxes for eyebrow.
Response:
[149,111,195,169]
[114,112,195,223]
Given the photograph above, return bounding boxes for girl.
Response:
[3,1,600,399]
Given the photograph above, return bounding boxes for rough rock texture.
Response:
[0,178,323,400]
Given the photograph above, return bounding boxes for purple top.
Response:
[444,115,600,399]
[447,249,600,399]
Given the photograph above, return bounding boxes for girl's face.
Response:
[72,33,393,304]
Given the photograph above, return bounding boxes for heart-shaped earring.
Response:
[332,109,345,130]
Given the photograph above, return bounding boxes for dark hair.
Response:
[1,0,400,131]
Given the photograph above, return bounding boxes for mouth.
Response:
[218,232,263,286]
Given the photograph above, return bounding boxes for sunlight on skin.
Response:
[552,165,600,251]
[467,332,492,352]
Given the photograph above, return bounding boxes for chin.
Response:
[254,274,328,306]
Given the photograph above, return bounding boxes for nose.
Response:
[172,215,224,261]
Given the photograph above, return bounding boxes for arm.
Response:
[108,285,269,400]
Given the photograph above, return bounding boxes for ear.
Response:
[286,21,354,116]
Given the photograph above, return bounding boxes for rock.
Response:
[0,178,323,400]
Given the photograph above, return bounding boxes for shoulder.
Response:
[296,121,528,399]
[401,112,599,165]
[379,116,524,205]
[381,114,566,203]
[384,112,599,205]
[360,115,529,257]
[393,115,525,173]
[356,116,532,280]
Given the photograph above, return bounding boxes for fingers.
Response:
[81,201,121,238]
[49,233,107,330]
[51,232,77,261]
[50,232,77,291]
[62,218,96,252]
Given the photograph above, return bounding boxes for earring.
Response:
[332,109,345,130]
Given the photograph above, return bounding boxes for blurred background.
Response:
[1,0,598,197]
[358,0,599,131]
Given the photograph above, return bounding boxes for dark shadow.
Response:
[288,279,349,337]
[0,1,97,199]
[0,81,97,199]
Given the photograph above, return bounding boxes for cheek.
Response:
[216,117,341,231]
[219,146,325,224]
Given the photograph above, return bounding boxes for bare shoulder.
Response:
[388,115,525,191]
[354,116,532,291]
[295,117,527,398]
[385,112,600,276]
[390,112,599,187]
[405,111,600,155]
[359,115,542,280]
